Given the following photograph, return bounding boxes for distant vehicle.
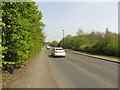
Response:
[51,47,66,57]
[46,45,51,49]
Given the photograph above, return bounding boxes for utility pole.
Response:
[54,36,55,46]
[62,30,64,48]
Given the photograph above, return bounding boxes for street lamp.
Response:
[62,30,64,48]
[54,36,55,46]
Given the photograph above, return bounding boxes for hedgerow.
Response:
[59,29,119,57]
[2,2,45,73]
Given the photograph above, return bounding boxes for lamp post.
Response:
[62,30,64,48]
[54,36,55,46]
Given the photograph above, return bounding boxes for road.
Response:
[11,48,118,88]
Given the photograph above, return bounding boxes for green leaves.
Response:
[2,2,45,71]
[59,30,119,57]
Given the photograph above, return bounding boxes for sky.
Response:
[36,1,118,42]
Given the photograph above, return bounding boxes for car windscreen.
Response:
[55,49,63,50]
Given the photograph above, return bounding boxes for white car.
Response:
[46,45,51,49]
[51,47,66,57]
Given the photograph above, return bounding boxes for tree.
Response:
[76,28,84,35]
[59,34,73,49]
[2,2,45,71]
[59,28,119,57]
[49,41,58,47]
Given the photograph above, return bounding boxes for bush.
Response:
[2,2,45,71]
[59,30,119,57]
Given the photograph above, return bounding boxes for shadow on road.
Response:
[48,54,65,58]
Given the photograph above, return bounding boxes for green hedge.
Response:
[59,31,119,57]
[2,2,45,73]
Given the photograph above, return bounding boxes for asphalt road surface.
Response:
[11,48,118,88]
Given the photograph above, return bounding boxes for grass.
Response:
[75,51,119,60]
[2,71,10,83]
